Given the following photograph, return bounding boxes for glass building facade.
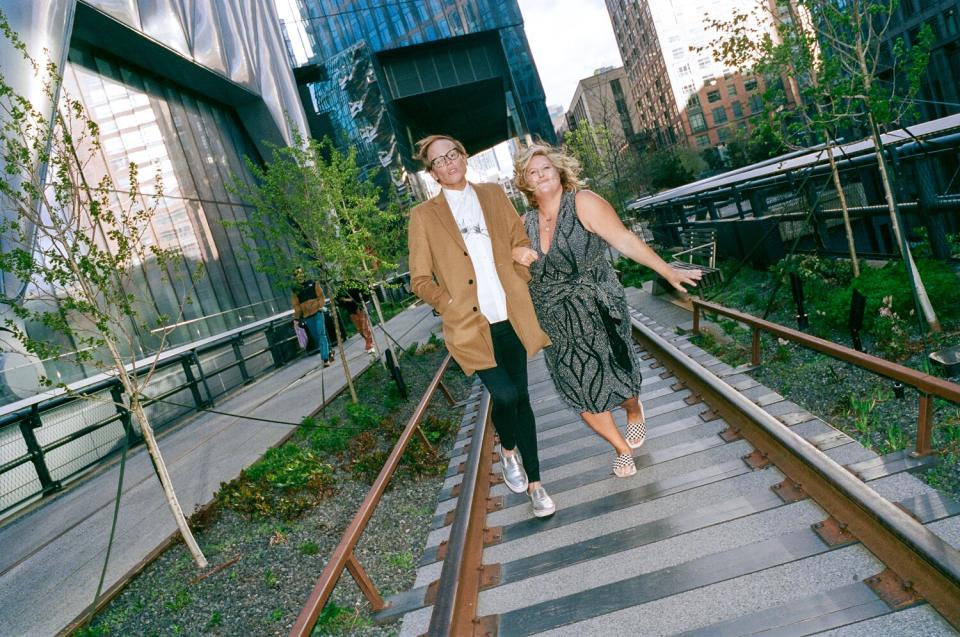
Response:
[0,1,309,403]
[275,0,555,178]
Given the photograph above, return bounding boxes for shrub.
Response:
[216,444,335,519]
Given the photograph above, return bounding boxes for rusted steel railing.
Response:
[691,298,960,456]
[289,354,453,637]
[427,391,495,636]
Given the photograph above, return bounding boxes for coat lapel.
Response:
[429,191,467,253]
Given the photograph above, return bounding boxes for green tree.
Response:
[0,13,207,566]
[705,0,939,330]
[230,131,400,401]
[563,122,641,215]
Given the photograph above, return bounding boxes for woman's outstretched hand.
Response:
[665,266,703,293]
[512,246,539,267]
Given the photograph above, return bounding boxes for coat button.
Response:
[468,279,474,284]
[472,306,478,312]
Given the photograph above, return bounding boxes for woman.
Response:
[512,145,701,477]
[291,267,330,366]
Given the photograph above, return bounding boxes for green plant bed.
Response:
[76,338,473,637]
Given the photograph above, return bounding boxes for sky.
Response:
[517,0,624,110]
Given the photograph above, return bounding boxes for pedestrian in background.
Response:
[338,286,376,354]
[512,144,701,477]
[291,267,331,366]
[408,134,556,518]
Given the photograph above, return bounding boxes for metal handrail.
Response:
[289,354,454,637]
[0,314,301,517]
[691,298,960,455]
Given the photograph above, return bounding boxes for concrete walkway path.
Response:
[0,304,440,637]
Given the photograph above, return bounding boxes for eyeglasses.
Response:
[429,148,462,169]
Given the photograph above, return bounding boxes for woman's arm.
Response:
[575,190,701,292]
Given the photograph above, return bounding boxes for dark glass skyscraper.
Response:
[276,0,555,184]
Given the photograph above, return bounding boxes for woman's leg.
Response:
[580,410,632,456]
[621,396,646,447]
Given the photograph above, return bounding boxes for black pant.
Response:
[476,321,541,483]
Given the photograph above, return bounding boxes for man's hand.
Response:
[512,246,539,267]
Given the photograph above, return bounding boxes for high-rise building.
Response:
[605,0,776,150]
[0,0,309,401]
[604,0,683,149]
[274,0,555,189]
[565,67,643,151]
[883,0,960,123]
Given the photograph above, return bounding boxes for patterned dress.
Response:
[525,190,643,413]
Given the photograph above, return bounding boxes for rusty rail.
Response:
[692,298,960,455]
[427,391,496,636]
[632,317,960,630]
[289,354,453,637]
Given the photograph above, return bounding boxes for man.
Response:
[407,134,555,518]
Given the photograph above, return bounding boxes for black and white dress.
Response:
[525,190,643,413]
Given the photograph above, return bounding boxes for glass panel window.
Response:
[707,90,721,102]
[689,111,707,132]
[712,106,728,124]
[696,134,710,147]
[727,84,738,96]
[731,101,743,118]
[744,78,758,91]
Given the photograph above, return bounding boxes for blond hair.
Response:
[413,134,467,170]
[513,144,585,208]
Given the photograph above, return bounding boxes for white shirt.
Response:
[442,184,508,323]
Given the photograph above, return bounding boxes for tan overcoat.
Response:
[408,182,550,375]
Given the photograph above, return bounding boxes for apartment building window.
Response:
[672,47,684,57]
[727,84,738,96]
[712,106,728,124]
[749,94,764,113]
[689,111,707,132]
[731,101,743,118]
[687,94,702,109]
[946,9,959,37]
[696,134,710,147]
[744,78,758,91]
[707,89,721,103]
[717,126,731,141]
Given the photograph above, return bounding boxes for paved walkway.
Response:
[0,304,441,637]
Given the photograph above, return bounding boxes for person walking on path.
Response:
[408,134,556,518]
[512,144,702,478]
[292,268,331,366]
[338,286,376,354]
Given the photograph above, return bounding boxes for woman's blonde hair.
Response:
[513,144,585,208]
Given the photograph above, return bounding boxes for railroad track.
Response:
[354,308,960,636]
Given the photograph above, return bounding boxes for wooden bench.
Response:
[657,228,724,296]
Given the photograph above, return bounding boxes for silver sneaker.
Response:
[499,447,528,494]
[528,486,556,518]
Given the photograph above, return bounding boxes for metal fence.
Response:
[0,312,302,518]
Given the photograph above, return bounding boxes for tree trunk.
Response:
[367,286,399,370]
[129,398,208,568]
[329,298,358,403]
[868,114,941,332]
[825,141,860,277]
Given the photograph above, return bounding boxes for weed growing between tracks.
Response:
[75,338,473,637]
